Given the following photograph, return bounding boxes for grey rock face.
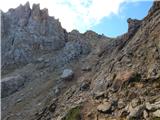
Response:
[1,2,66,71]
[1,2,92,75]
[1,75,27,98]
[61,41,90,60]
[50,41,90,69]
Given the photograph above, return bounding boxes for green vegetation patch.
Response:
[152,117,160,120]
[129,72,141,83]
[63,106,81,120]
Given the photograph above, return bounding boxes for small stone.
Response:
[127,104,145,119]
[37,57,44,62]
[146,102,152,110]
[54,87,60,95]
[134,83,144,88]
[97,102,112,113]
[57,116,63,120]
[143,110,148,119]
[81,64,91,71]
[74,98,85,104]
[93,91,105,99]
[152,110,160,117]
[103,99,108,103]
[127,91,138,100]
[16,98,22,103]
[38,102,42,106]
[131,98,140,108]
[119,109,129,117]
[118,99,126,109]
[87,112,92,117]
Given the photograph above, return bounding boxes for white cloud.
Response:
[0,0,127,32]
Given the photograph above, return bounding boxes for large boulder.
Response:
[60,69,74,81]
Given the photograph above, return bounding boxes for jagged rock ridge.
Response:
[1,2,66,72]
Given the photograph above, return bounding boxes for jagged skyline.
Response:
[0,0,153,37]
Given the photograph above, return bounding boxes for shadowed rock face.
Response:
[1,1,160,120]
[1,75,27,98]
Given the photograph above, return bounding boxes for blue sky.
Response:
[91,1,153,37]
[0,0,153,37]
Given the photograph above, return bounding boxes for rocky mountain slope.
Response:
[1,1,160,120]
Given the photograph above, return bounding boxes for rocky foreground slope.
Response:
[1,1,160,120]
